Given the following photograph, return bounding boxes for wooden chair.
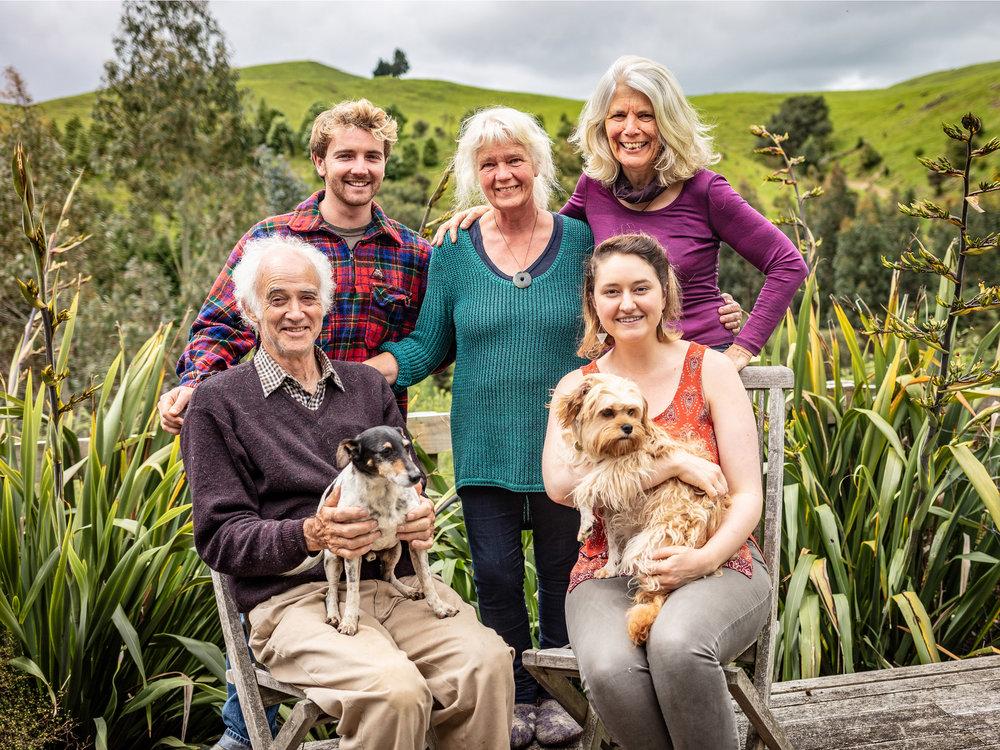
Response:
[523,365,796,750]
[210,560,441,749]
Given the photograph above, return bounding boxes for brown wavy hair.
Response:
[578,233,683,360]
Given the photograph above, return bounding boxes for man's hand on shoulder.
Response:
[159,385,195,434]
[303,485,381,558]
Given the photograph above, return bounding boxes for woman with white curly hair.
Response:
[437,55,808,371]
[365,107,592,748]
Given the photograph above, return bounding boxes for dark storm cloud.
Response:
[2,1,997,103]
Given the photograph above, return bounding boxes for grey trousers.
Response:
[565,545,771,750]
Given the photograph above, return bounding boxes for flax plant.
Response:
[754,118,1000,680]
[2,146,225,748]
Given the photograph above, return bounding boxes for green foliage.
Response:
[254,145,309,214]
[385,103,408,137]
[0,632,74,748]
[760,94,833,164]
[1,330,227,748]
[757,112,999,679]
[265,116,296,156]
[297,100,328,159]
[859,141,884,171]
[91,0,253,205]
[422,138,439,167]
[373,48,410,78]
[412,120,429,138]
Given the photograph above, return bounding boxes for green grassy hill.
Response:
[35,58,1000,206]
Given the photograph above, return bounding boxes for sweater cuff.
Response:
[732,336,762,357]
[379,340,417,390]
[281,517,310,559]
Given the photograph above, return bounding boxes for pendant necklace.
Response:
[494,210,539,289]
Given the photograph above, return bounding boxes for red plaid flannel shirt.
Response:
[176,191,431,414]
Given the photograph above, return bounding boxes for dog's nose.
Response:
[621,424,633,435]
[407,471,422,485]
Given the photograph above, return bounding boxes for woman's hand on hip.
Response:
[644,546,716,592]
[431,205,491,246]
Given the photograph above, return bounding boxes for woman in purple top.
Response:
[439,54,808,369]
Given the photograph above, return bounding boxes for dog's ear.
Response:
[393,426,409,441]
[551,377,594,430]
[336,438,360,469]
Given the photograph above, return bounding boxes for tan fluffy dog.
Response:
[553,372,730,645]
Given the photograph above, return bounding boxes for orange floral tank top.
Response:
[567,342,755,592]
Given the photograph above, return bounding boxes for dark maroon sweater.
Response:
[181,359,413,611]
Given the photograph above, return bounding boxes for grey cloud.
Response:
[1,1,997,103]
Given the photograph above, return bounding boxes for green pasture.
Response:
[34,58,1000,206]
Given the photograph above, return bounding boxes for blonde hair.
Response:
[309,99,399,160]
[570,55,720,187]
[578,233,682,360]
[452,107,556,210]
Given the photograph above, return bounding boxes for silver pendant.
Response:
[513,271,533,288]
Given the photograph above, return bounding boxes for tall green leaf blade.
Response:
[112,604,147,684]
[949,443,1000,528]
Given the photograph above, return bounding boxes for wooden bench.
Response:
[523,365,796,750]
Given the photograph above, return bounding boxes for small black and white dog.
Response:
[287,425,458,635]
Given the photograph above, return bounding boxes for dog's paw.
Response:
[593,563,617,579]
[577,525,593,543]
[432,603,460,618]
[337,616,359,636]
[399,584,424,600]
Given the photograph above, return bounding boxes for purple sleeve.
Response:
[182,398,309,577]
[707,175,809,354]
[559,174,588,221]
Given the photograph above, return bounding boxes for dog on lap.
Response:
[181,234,513,750]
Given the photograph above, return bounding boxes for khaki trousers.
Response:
[248,576,514,750]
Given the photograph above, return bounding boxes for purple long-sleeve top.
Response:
[561,169,808,355]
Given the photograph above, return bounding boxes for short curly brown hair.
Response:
[309,99,399,160]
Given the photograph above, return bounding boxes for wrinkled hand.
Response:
[666,450,728,498]
[718,292,743,333]
[723,344,752,371]
[644,546,716,592]
[303,486,380,558]
[158,385,194,435]
[396,490,435,551]
[431,205,491,246]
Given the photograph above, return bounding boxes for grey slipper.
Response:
[535,698,584,747]
[511,702,537,749]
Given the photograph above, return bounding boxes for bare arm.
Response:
[364,351,400,385]
[646,350,762,590]
[542,370,590,505]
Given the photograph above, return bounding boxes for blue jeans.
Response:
[460,486,581,705]
[218,645,280,748]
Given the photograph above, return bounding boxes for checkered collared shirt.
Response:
[175,191,431,414]
[253,346,342,410]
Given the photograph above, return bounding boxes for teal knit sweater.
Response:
[381,214,593,492]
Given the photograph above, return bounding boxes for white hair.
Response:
[570,55,720,186]
[231,234,335,329]
[452,107,556,210]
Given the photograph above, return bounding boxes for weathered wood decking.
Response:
[526,656,1000,750]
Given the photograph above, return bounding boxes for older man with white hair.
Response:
[181,234,514,750]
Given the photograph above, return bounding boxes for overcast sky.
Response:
[3,1,998,103]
